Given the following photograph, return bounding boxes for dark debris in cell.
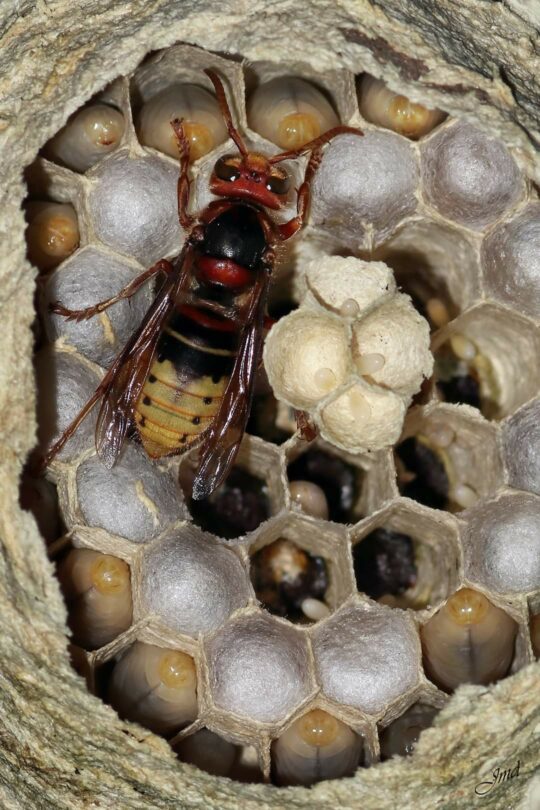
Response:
[353,527,417,601]
[437,374,481,409]
[395,437,449,510]
[188,468,271,539]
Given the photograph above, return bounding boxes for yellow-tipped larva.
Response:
[289,480,329,520]
[247,77,340,150]
[421,588,517,692]
[380,703,438,759]
[138,85,228,161]
[26,202,79,271]
[175,729,238,776]
[272,709,362,786]
[359,75,445,139]
[57,548,132,650]
[531,613,540,659]
[108,642,198,735]
[45,104,125,172]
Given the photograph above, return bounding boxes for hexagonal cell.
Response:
[245,64,342,151]
[420,588,518,692]
[311,602,421,716]
[137,526,252,637]
[311,130,419,249]
[462,492,540,594]
[286,443,369,524]
[174,728,241,778]
[248,512,352,624]
[357,74,445,140]
[271,708,363,786]
[56,547,133,650]
[107,641,198,736]
[482,202,540,319]
[204,611,315,724]
[73,445,186,543]
[351,501,460,611]
[131,45,238,163]
[503,398,540,496]
[379,702,439,759]
[395,405,503,512]
[87,150,182,266]
[250,539,330,623]
[35,347,101,464]
[42,96,126,173]
[432,304,540,419]
[369,218,480,324]
[179,437,281,541]
[41,245,153,367]
[182,466,272,541]
[420,120,524,231]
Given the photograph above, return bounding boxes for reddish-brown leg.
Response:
[278,148,323,241]
[37,386,108,471]
[204,69,248,157]
[295,409,318,442]
[171,118,196,231]
[50,259,173,322]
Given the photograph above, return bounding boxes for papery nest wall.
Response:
[0,2,539,809]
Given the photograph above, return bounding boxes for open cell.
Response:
[432,305,540,420]
[286,445,365,524]
[395,405,503,513]
[351,502,460,611]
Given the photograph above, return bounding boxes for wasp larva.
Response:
[359,75,445,139]
[56,549,132,650]
[380,703,438,759]
[44,104,125,172]
[289,480,329,520]
[247,77,339,150]
[138,85,228,161]
[272,709,362,786]
[421,588,517,692]
[174,729,238,777]
[108,642,198,735]
[26,202,79,272]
